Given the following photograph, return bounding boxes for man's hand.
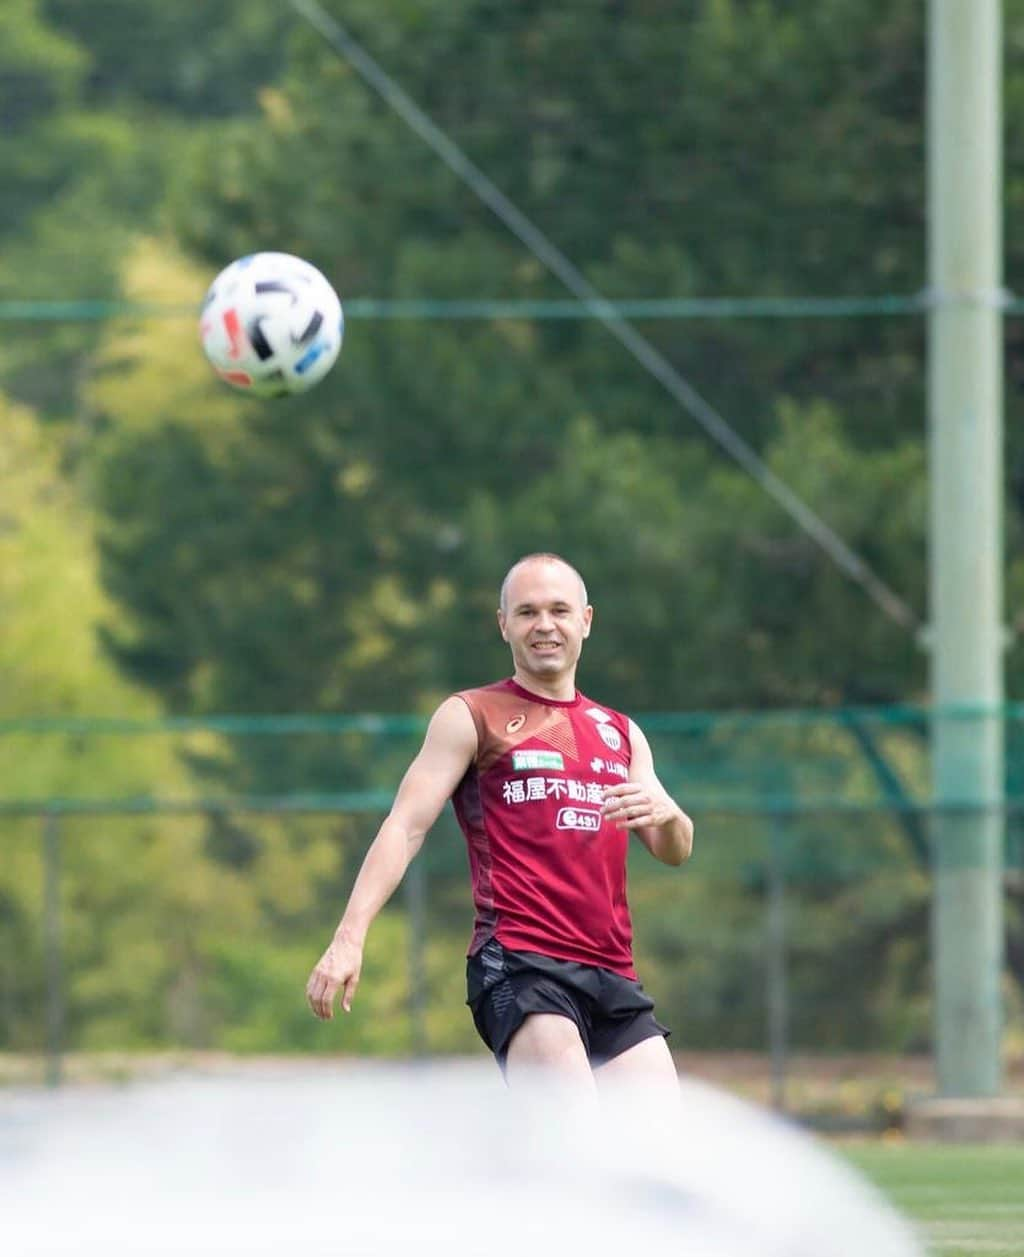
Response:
[602,782,676,830]
[306,931,363,1019]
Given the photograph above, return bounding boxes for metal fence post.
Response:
[42,811,64,1087]
[766,816,789,1112]
[0,894,13,1047]
[404,854,427,1057]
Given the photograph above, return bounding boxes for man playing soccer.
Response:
[306,552,693,1091]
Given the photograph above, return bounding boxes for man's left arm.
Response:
[601,720,694,866]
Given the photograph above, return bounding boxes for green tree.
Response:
[90,0,937,718]
[44,0,291,116]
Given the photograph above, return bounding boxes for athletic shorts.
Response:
[466,938,670,1068]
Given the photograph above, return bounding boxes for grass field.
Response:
[840,1141,1024,1257]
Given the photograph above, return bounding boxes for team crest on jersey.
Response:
[505,714,527,734]
[597,723,622,751]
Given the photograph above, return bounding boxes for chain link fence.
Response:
[2,711,1022,1107]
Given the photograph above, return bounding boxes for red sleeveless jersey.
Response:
[451,678,636,978]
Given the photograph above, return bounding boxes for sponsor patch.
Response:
[591,756,628,779]
[505,714,527,734]
[585,707,611,723]
[511,750,565,771]
[556,807,602,832]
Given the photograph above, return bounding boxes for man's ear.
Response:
[581,606,593,639]
[497,609,508,641]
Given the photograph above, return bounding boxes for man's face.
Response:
[497,560,592,682]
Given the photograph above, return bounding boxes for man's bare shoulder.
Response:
[413,695,478,766]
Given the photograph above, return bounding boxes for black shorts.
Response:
[466,938,669,1069]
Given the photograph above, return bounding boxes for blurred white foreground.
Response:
[0,1061,924,1257]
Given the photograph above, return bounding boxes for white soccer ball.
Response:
[199,252,344,397]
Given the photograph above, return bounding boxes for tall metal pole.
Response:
[927,0,1005,1096]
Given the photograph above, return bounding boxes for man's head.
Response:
[497,553,592,690]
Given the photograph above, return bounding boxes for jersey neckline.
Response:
[504,677,581,709]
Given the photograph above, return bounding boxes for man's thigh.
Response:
[593,1031,678,1089]
[505,1012,593,1084]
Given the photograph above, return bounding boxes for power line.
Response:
[286,0,919,632]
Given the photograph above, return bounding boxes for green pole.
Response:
[766,818,789,1113]
[403,855,427,1057]
[927,0,1005,1096]
[43,812,64,1087]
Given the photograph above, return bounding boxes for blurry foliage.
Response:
[1,0,1023,1056]
[43,0,292,116]
[0,394,169,738]
[91,0,944,714]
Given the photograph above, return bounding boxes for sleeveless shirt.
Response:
[452,678,636,978]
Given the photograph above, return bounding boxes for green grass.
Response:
[839,1141,1024,1257]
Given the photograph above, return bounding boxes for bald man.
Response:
[307,553,693,1093]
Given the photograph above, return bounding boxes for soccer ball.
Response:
[199,252,344,397]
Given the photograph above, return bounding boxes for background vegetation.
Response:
[2,0,1022,1061]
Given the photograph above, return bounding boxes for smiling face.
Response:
[497,557,592,699]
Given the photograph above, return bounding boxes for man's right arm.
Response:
[305,695,477,1020]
